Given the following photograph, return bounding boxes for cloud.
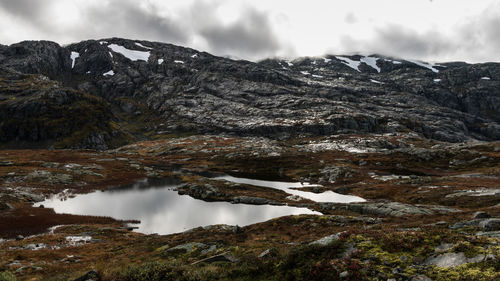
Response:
[362,24,453,58]
[0,0,53,28]
[80,0,188,44]
[1,0,499,62]
[344,13,357,24]
[456,4,500,61]
[0,0,285,61]
[337,3,500,62]
[196,7,282,59]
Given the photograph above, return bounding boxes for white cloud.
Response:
[0,0,499,62]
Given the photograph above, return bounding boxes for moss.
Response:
[452,241,486,258]
[103,262,187,281]
[428,262,500,281]
[0,272,17,281]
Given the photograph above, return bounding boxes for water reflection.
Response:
[214,175,365,203]
[35,179,320,235]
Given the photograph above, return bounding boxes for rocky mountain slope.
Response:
[0,38,499,149]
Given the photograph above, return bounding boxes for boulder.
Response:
[479,218,500,231]
[309,233,340,246]
[472,211,491,219]
[424,252,485,268]
[73,270,99,281]
[410,275,433,281]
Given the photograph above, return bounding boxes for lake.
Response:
[35,178,320,235]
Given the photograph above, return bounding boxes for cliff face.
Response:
[0,38,499,149]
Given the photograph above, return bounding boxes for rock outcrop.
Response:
[1,38,500,149]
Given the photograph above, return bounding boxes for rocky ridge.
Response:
[0,38,499,149]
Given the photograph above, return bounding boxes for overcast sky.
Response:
[1,0,499,62]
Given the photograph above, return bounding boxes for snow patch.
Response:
[191,54,198,58]
[360,56,381,73]
[312,74,324,78]
[174,60,184,64]
[70,52,79,69]
[323,57,332,63]
[385,59,402,64]
[407,59,440,73]
[135,42,153,49]
[481,77,491,80]
[301,71,310,75]
[99,41,108,45]
[103,70,115,76]
[434,79,442,82]
[158,58,164,65]
[370,79,383,84]
[335,56,361,72]
[108,44,150,62]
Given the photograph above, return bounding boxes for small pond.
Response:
[35,179,320,235]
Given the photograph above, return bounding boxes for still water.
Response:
[213,175,365,203]
[35,179,320,235]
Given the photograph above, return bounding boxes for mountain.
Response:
[0,38,499,149]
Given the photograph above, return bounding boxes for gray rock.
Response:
[424,252,485,268]
[472,211,491,219]
[319,165,356,184]
[410,275,433,281]
[479,218,500,231]
[201,244,217,254]
[26,170,73,184]
[178,184,221,200]
[166,242,207,254]
[309,233,340,246]
[341,243,358,258]
[434,243,454,253]
[258,249,277,258]
[475,231,500,239]
[232,196,273,205]
[339,271,349,278]
[347,201,459,217]
[449,219,483,229]
[192,253,239,265]
[73,270,99,281]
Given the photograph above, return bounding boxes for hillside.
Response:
[0,38,499,149]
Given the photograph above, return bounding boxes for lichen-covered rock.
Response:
[309,233,340,246]
[424,252,485,268]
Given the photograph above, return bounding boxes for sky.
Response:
[0,0,499,63]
